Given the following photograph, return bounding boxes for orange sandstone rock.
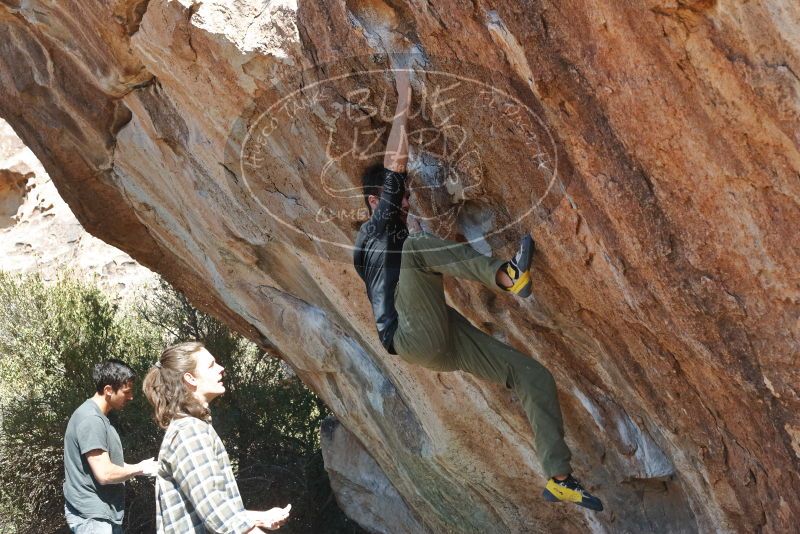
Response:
[0,1,798,532]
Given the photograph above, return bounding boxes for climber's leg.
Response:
[396,230,534,293]
[393,231,507,370]
[398,231,505,285]
[446,309,573,478]
[391,235,460,371]
[445,311,603,510]
[393,232,603,510]
[392,231,535,369]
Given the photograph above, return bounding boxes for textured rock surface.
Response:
[321,416,425,534]
[0,119,155,295]
[1,1,798,532]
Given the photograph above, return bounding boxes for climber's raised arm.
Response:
[384,68,411,173]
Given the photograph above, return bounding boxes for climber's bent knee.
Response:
[393,334,456,372]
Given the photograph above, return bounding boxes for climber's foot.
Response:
[542,475,604,512]
[502,234,534,297]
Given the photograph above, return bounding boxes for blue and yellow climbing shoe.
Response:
[503,234,534,297]
[543,475,604,512]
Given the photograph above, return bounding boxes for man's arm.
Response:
[85,450,157,485]
[384,68,411,173]
[366,69,412,234]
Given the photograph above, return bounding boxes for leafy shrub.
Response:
[0,273,363,534]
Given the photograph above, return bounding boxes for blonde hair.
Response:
[143,341,211,429]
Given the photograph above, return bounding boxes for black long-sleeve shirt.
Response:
[353,168,408,354]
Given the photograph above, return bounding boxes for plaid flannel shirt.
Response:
[155,417,254,534]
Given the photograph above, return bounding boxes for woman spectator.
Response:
[143,341,290,533]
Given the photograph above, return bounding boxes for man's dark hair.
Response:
[93,359,136,393]
[361,163,386,213]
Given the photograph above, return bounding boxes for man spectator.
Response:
[63,359,158,533]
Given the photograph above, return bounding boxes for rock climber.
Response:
[353,67,603,512]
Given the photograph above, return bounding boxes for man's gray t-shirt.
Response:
[63,399,125,524]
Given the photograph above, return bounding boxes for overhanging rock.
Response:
[1,1,798,532]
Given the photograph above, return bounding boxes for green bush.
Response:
[0,273,364,534]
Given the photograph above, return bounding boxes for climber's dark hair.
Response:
[361,163,386,213]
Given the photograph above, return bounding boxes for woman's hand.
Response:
[249,504,292,530]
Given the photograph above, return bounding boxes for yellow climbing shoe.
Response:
[543,475,604,512]
[503,234,534,297]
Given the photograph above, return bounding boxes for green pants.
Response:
[392,232,573,477]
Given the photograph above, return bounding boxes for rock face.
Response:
[0,119,155,295]
[321,416,426,534]
[0,1,798,532]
